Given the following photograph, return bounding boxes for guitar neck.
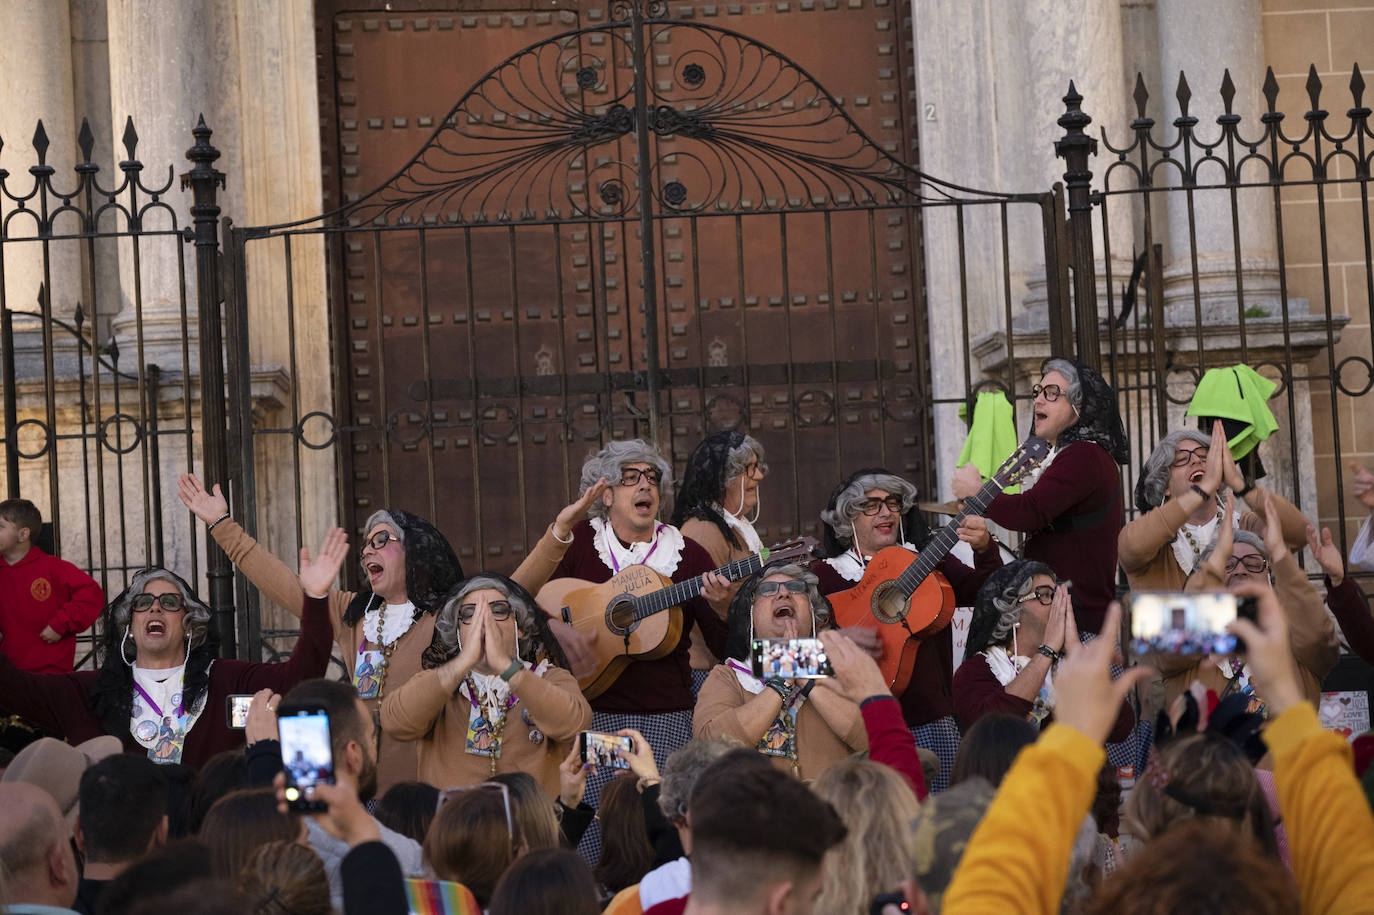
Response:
[894,477,1004,596]
[631,553,766,622]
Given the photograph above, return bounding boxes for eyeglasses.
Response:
[1170,446,1209,467]
[363,530,398,552]
[1031,383,1064,403]
[743,460,769,480]
[132,593,186,613]
[618,467,662,487]
[1225,555,1269,574]
[437,782,514,840]
[756,580,807,597]
[857,495,904,516]
[1019,585,1059,606]
[458,600,514,622]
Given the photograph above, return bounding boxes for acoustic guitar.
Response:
[536,537,817,699]
[828,437,1051,695]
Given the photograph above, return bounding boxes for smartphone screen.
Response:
[750,637,834,680]
[227,694,253,729]
[278,706,334,812]
[580,731,633,770]
[1127,591,1256,657]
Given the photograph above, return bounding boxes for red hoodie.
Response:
[0,547,104,673]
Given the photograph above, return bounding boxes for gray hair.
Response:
[363,510,405,543]
[750,562,831,633]
[987,573,1042,649]
[110,569,214,652]
[1139,429,1212,510]
[1197,529,1271,575]
[1042,357,1084,414]
[433,574,542,655]
[820,473,918,547]
[579,439,673,521]
[657,736,747,820]
[724,435,766,483]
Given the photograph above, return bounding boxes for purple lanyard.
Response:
[465,678,520,713]
[134,682,183,719]
[608,525,663,573]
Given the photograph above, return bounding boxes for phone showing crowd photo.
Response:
[277,704,335,812]
[1127,591,1258,658]
[226,694,254,729]
[580,731,633,770]
[750,637,835,680]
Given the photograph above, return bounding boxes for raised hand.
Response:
[1198,494,1236,580]
[1044,583,1071,654]
[834,625,884,659]
[1351,462,1374,512]
[273,770,379,847]
[177,473,229,525]
[616,727,660,779]
[951,463,983,502]
[558,742,591,809]
[1199,420,1227,496]
[482,601,514,673]
[548,619,597,679]
[1306,523,1345,587]
[957,514,992,553]
[817,629,891,702]
[244,688,281,746]
[1259,491,1288,561]
[299,528,349,599]
[1227,580,1303,717]
[553,478,611,541]
[1053,603,1152,744]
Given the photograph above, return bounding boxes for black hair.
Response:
[78,754,170,863]
[374,781,441,845]
[97,840,213,915]
[949,713,1039,788]
[182,749,249,836]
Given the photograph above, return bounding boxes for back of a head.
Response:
[198,788,301,880]
[488,771,560,850]
[812,758,921,915]
[688,753,846,908]
[79,754,169,864]
[1084,819,1297,915]
[281,678,364,763]
[0,782,70,900]
[908,776,997,912]
[489,847,600,915]
[237,840,330,915]
[126,878,251,915]
[375,780,440,844]
[425,788,523,907]
[657,737,746,824]
[98,840,213,915]
[949,713,1038,788]
[183,750,248,836]
[595,774,654,893]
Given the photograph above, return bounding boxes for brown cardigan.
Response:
[678,518,750,670]
[379,665,591,798]
[211,519,571,791]
[1118,487,1309,593]
[693,663,867,780]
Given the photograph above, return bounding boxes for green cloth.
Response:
[1185,364,1279,459]
[957,391,1020,494]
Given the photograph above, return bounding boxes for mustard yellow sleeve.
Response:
[942,723,1105,915]
[1268,702,1374,915]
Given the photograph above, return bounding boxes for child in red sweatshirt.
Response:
[0,499,104,673]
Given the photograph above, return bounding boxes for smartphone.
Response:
[870,893,911,915]
[277,704,335,812]
[1127,591,1259,658]
[580,731,633,770]
[750,637,835,680]
[227,694,253,729]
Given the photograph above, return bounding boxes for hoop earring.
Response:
[121,627,136,667]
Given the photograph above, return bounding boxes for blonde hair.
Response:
[811,758,921,915]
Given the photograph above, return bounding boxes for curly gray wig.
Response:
[579,439,673,521]
[433,574,548,663]
[1137,429,1212,511]
[363,510,406,543]
[724,435,766,483]
[109,568,214,653]
[723,561,833,661]
[657,736,747,820]
[1042,357,1084,414]
[819,472,918,548]
[963,559,1056,660]
[1197,529,1271,576]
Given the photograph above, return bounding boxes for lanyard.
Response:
[608,524,663,573]
[134,680,183,719]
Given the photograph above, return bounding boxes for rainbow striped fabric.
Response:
[404,878,482,915]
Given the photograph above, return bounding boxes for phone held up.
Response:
[580,731,633,770]
[226,694,253,729]
[277,703,335,812]
[750,637,834,680]
[1126,591,1259,659]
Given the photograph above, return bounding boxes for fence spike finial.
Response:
[1175,71,1192,119]
[1133,72,1150,120]
[1352,63,1367,109]
[32,121,50,166]
[1262,66,1280,113]
[1306,64,1323,110]
[1220,69,1236,116]
[77,118,95,164]
[121,116,139,161]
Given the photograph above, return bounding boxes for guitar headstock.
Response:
[759,536,819,566]
[994,436,1051,488]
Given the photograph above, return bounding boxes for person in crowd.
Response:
[0,734,122,826]
[1171,495,1338,713]
[948,712,1039,788]
[373,781,439,845]
[952,357,1129,635]
[812,758,920,915]
[595,774,656,900]
[488,771,562,851]
[0,530,342,769]
[178,472,605,791]
[1120,422,1309,591]
[490,847,602,915]
[236,841,330,915]
[902,776,995,913]
[279,677,423,910]
[678,752,847,915]
[0,499,104,674]
[954,560,1134,741]
[0,782,82,914]
[72,755,169,914]
[814,466,1001,789]
[424,783,523,910]
[1348,461,1374,571]
[95,841,213,915]
[1304,520,1374,669]
[694,563,865,779]
[198,787,301,880]
[381,573,591,798]
[181,750,248,836]
[672,431,770,687]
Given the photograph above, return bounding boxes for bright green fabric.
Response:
[957,391,1021,494]
[1185,364,1279,459]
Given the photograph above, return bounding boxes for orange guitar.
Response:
[828,437,1050,695]
[536,538,817,699]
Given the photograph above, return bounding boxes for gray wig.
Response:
[579,439,673,521]
[363,510,406,543]
[1042,357,1084,414]
[724,435,766,483]
[819,472,918,548]
[657,736,747,820]
[434,574,543,659]
[1137,429,1212,511]
[109,568,214,652]
[1197,529,1270,569]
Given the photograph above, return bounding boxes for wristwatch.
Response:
[1037,644,1060,662]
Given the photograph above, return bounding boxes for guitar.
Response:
[828,437,1051,695]
[536,537,818,699]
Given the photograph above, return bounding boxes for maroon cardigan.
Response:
[982,441,1123,635]
[952,650,1134,742]
[0,593,334,769]
[1326,575,1374,666]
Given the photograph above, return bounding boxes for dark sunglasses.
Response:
[132,593,186,613]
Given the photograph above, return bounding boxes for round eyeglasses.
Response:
[1225,555,1269,575]
[1019,585,1058,606]
[618,467,662,487]
[1170,446,1209,467]
[458,600,514,622]
[1031,383,1064,403]
[364,530,398,552]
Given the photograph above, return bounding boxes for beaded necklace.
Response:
[371,601,399,698]
[466,674,515,776]
[1179,505,1223,567]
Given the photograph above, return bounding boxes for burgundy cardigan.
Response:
[952,650,1134,742]
[1326,575,1374,666]
[0,593,334,769]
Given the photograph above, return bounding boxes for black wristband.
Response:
[764,679,790,700]
[1190,484,1214,502]
[1037,644,1060,662]
[1235,481,1255,499]
[798,680,816,699]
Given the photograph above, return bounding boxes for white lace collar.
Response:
[362,599,416,646]
[716,503,764,553]
[590,517,685,577]
[1019,444,1060,492]
[824,541,917,583]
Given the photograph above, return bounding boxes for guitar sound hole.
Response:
[607,597,638,637]
[870,582,910,625]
